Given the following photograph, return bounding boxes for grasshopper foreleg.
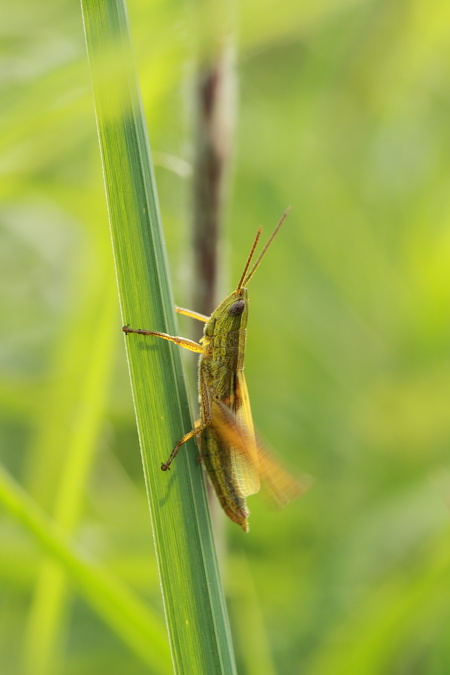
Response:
[123,325,204,353]
[175,306,209,323]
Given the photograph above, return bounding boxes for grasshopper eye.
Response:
[228,300,245,316]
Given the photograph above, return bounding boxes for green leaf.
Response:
[0,465,170,672]
[81,1,237,672]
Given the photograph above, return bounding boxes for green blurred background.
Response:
[2,0,450,673]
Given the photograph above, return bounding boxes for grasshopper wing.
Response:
[211,396,260,499]
[232,370,260,497]
[211,371,309,507]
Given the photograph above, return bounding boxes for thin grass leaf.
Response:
[0,465,170,672]
[23,277,118,675]
[81,1,237,672]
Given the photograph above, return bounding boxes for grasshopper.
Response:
[123,208,306,531]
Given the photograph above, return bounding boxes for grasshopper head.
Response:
[228,286,248,317]
[204,287,249,338]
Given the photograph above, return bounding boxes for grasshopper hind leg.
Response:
[160,421,208,471]
[161,379,213,470]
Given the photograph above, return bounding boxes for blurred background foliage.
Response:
[1,0,450,673]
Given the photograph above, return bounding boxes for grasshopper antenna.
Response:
[242,206,291,287]
[236,227,263,292]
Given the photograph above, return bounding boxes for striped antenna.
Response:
[236,227,263,292]
[242,206,291,287]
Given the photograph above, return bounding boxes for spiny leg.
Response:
[161,421,209,471]
[161,372,213,470]
[123,325,211,468]
[123,325,204,353]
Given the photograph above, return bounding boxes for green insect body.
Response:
[124,208,305,531]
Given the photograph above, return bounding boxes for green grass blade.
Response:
[80,1,237,672]
[23,276,118,675]
[0,465,170,672]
